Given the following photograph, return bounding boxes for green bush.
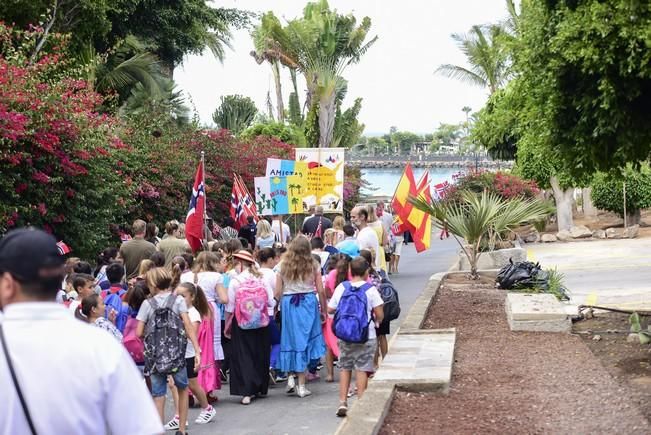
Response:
[590,168,651,218]
[241,121,306,146]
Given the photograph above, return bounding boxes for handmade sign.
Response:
[294,148,345,212]
[254,176,304,215]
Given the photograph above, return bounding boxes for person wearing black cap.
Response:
[0,227,162,435]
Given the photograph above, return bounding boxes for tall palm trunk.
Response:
[318,90,337,148]
[271,60,284,122]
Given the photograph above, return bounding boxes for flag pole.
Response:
[201,150,207,250]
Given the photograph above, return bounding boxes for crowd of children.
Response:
[53,204,401,432]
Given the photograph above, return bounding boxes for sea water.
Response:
[361,167,459,197]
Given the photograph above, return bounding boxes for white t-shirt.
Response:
[271,220,291,243]
[0,303,162,435]
[328,280,384,340]
[226,270,275,314]
[180,271,224,303]
[185,307,201,358]
[259,267,278,315]
[380,212,393,236]
[357,226,381,269]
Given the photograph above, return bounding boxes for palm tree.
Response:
[291,197,300,212]
[259,1,377,147]
[81,36,165,101]
[435,24,509,95]
[251,12,286,122]
[410,190,553,279]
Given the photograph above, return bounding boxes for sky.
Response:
[175,0,509,135]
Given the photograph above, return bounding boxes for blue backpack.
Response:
[102,288,128,332]
[333,282,373,343]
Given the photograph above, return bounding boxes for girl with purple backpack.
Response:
[224,250,274,405]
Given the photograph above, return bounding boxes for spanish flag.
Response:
[390,165,432,253]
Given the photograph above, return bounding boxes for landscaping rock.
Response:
[592,335,602,341]
[605,227,624,239]
[505,293,571,333]
[624,224,640,239]
[627,333,640,343]
[523,232,539,243]
[592,229,606,239]
[541,234,558,243]
[556,230,572,241]
[570,225,592,239]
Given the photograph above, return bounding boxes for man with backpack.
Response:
[0,228,162,434]
[101,262,129,333]
[328,257,384,418]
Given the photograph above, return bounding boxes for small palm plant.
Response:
[410,190,553,279]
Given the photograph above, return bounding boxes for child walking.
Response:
[135,268,201,435]
[328,257,384,417]
[164,282,217,430]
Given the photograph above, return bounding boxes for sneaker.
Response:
[274,373,288,383]
[195,405,216,424]
[306,372,320,382]
[164,416,188,431]
[297,385,312,398]
[336,402,348,417]
[286,375,296,394]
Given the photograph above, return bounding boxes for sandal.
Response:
[241,396,252,405]
[325,375,334,383]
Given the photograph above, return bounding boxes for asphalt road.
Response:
[168,236,458,435]
[527,238,651,309]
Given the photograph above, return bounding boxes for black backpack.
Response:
[143,293,187,375]
[374,271,401,322]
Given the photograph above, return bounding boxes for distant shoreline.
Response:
[348,159,512,170]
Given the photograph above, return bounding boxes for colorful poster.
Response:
[294,148,345,212]
[265,159,309,179]
[254,176,305,215]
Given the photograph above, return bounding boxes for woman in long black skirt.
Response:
[224,250,274,405]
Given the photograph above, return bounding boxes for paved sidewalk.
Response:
[171,237,458,435]
[527,238,651,308]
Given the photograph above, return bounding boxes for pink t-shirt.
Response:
[325,269,353,298]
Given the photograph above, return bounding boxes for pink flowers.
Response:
[32,171,51,184]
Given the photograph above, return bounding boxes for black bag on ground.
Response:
[496,259,542,290]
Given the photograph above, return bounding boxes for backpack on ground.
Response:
[143,293,187,375]
[122,315,145,364]
[378,276,401,322]
[333,282,373,343]
[102,288,128,332]
[234,277,269,330]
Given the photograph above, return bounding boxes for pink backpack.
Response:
[234,277,269,330]
[122,316,145,364]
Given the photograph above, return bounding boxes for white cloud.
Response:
[175,0,508,134]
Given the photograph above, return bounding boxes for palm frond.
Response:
[435,64,487,88]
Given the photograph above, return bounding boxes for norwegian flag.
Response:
[186,160,205,252]
[56,241,72,255]
[433,181,450,200]
[230,174,258,230]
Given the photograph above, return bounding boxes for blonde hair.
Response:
[236,258,262,278]
[256,219,272,239]
[366,204,378,223]
[145,267,173,293]
[333,215,345,231]
[138,259,155,276]
[280,236,317,283]
[193,251,220,273]
[324,228,337,245]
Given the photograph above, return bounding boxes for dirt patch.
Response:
[379,284,650,434]
[574,312,651,422]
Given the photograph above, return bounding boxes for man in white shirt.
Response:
[0,228,162,435]
[271,215,291,244]
[351,206,381,270]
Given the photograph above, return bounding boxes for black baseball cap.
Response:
[0,227,65,283]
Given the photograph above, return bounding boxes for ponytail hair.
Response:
[80,293,100,320]
[176,282,212,319]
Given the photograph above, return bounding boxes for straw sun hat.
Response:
[232,250,255,264]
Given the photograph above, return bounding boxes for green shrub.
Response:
[241,121,306,146]
[590,167,651,218]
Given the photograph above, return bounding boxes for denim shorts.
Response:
[150,369,189,397]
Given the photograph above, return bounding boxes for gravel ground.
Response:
[379,284,651,434]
